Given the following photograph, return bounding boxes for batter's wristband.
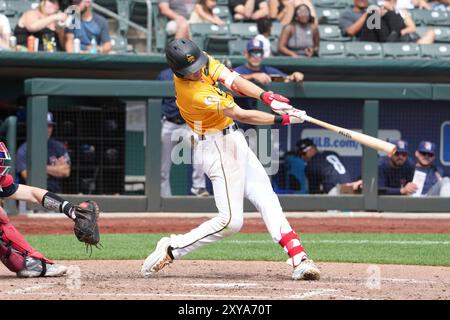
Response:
[259,92,266,101]
[274,115,283,124]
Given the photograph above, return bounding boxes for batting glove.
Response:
[282,108,307,125]
[260,91,293,115]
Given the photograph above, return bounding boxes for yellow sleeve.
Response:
[193,90,237,115]
[207,55,225,83]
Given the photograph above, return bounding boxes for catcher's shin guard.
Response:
[0,207,52,272]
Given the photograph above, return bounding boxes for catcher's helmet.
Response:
[165,38,208,77]
[0,142,11,177]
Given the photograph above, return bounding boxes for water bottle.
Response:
[90,37,97,54]
[74,38,80,53]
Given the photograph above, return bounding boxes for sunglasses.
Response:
[419,151,434,158]
[249,50,263,58]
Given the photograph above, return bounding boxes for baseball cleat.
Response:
[292,258,321,281]
[17,257,68,278]
[141,237,173,278]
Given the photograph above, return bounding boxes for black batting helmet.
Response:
[165,38,208,77]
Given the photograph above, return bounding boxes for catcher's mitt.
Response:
[74,200,101,253]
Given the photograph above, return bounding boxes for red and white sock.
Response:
[279,230,307,267]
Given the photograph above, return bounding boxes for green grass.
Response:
[26,233,450,267]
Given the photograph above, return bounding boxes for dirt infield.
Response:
[8,215,450,235]
[1,260,449,300]
[1,214,449,300]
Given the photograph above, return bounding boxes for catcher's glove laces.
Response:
[73,200,101,255]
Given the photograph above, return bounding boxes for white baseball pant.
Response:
[168,126,306,265]
[160,119,206,197]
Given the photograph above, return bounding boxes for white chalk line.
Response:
[223,239,450,245]
[4,284,55,295]
[187,283,259,288]
[288,289,339,299]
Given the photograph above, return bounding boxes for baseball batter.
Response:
[141,39,320,280]
[0,142,100,278]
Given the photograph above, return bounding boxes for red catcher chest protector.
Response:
[0,207,52,272]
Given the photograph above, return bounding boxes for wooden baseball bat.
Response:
[303,115,397,157]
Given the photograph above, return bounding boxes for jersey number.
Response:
[326,155,346,174]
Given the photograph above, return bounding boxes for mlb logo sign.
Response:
[441,122,450,165]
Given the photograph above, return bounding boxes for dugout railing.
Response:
[21,78,450,213]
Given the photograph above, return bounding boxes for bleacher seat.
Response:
[110,34,129,53]
[382,43,421,59]
[319,25,351,42]
[0,1,7,13]
[190,23,234,54]
[312,0,352,9]
[272,22,284,38]
[432,27,450,43]
[420,44,450,59]
[412,10,450,26]
[345,42,383,58]
[316,8,343,25]
[319,41,346,58]
[213,6,232,23]
[229,22,259,39]
[130,0,148,27]
[228,38,246,55]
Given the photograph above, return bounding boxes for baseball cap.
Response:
[417,141,436,155]
[47,112,56,125]
[247,38,264,52]
[296,138,315,153]
[391,139,408,153]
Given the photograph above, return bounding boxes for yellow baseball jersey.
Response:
[174,54,236,134]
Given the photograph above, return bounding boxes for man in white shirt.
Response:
[0,14,11,49]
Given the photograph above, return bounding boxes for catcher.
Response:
[0,141,100,278]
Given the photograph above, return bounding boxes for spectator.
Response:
[278,4,320,57]
[395,0,430,10]
[159,0,192,39]
[65,0,112,54]
[429,0,450,10]
[254,18,273,57]
[189,0,225,25]
[233,38,304,131]
[14,0,67,51]
[378,139,416,195]
[339,0,435,44]
[157,68,210,197]
[413,141,450,196]
[269,0,317,26]
[229,0,269,21]
[16,112,71,194]
[297,138,353,194]
[0,13,11,49]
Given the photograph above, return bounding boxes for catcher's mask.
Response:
[0,142,11,177]
[165,38,208,78]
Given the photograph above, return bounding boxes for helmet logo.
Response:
[186,54,196,64]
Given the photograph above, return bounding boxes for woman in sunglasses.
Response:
[277,4,320,57]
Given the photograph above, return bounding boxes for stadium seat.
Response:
[319,41,346,58]
[110,34,129,53]
[411,9,450,26]
[213,5,232,23]
[432,27,450,43]
[316,8,343,25]
[229,22,259,39]
[272,22,284,38]
[382,43,421,59]
[420,44,450,59]
[345,41,383,58]
[319,25,352,42]
[0,1,6,13]
[190,23,234,54]
[312,0,352,9]
[228,38,247,55]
